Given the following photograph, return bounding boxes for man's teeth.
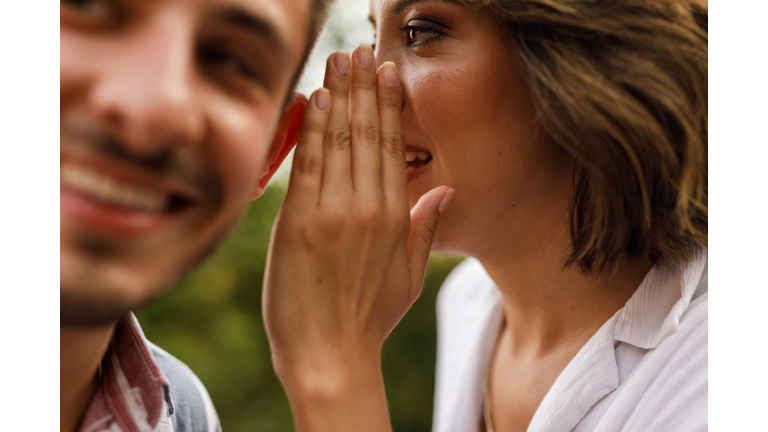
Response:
[61,164,169,212]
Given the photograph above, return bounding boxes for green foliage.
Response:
[137,184,464,432]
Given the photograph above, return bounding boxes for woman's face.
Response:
[370,0,574,259]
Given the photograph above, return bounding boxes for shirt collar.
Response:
[79,313,174,432]
[528,311,621,432]
[614,248,708,350]
[528,249,708,431]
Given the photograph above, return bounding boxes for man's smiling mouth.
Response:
[60,162,193,214]
[60,157,202,238]
[61,163,168,212]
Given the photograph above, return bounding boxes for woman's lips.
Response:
[406,152,432,182]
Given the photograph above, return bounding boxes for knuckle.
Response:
[305,115,327,134]
[419,223,437,245]
[319,212,344,234]
[327,128,351,150]
[380,91,401,110]
[392,214,410,236]
[354,76,377,91]
[382,134,405,156]
[322,198,351,223]
[330,83,349,98]
[353,122,380,145]
[357,203,383,227]
[293,154,319,176]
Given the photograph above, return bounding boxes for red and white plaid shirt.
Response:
[77,314,219,432]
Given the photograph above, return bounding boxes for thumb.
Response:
[407,186,455,293]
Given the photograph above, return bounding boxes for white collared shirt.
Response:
[433,250,708,432]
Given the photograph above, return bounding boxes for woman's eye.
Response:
[401,21,443,47]
[408,28,438,44]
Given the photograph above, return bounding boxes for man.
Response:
[60,0,333,430]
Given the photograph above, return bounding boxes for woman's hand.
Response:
[262,45,453,431]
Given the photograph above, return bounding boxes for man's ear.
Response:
[252,93,308,199]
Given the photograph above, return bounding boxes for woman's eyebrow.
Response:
[389,0,459,15]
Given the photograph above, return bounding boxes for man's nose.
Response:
[89,14,203,156]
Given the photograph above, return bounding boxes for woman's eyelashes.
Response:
[401,20,444,47]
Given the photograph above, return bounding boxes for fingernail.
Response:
[381,62,398,87]
[356,44,374,68]
[315,89,329,111]
[438,188,454,213]
[333,52,349,77]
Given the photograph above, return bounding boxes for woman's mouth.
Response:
[406,151,432,172]
[405,150,432,181]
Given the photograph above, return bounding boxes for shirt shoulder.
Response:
[621,306,708,432]
[436,257,498,315]
[148,342,222,432]
[602,268,708,432]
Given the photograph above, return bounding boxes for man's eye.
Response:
[61,0,115,21]
[199,47,260,82]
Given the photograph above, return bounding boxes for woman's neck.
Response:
[477,231,651,358]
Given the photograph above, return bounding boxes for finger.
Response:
[285,88,331,210]
[321,50,353,201]
[349,44,382,196]
[407,186,454,300]
[376,62,407,210]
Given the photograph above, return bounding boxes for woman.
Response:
[263,0,708,431]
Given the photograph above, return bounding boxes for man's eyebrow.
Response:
[215,9,291,56]
[389,0,460,15]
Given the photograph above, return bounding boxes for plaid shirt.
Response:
[78,314,220,432]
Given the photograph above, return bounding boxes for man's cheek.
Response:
[205,92,284,195]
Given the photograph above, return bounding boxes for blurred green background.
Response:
[137,3,464,430]
[137,182,464,432]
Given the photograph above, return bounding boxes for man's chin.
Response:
[60,289,146,327]
[59,203,246,328]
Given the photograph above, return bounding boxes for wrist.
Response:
[274,350,392,432]
[274,348,383,403]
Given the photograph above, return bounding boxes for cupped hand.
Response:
[262,45,453,402]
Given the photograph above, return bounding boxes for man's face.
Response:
[61,0,310,325]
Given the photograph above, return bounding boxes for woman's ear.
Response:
[252,93,309,199]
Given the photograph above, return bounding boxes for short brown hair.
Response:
[468,0,708,274]
[286,0,335,97]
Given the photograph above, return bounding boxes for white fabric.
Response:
[433,250,708,432]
